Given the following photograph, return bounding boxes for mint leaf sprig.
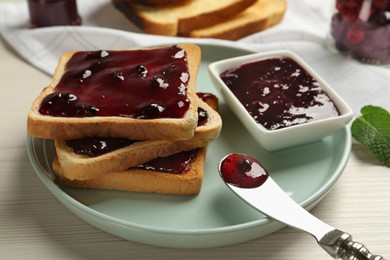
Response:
[351,105,390,167]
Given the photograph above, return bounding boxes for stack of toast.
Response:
[28,44,222,195]
[112,0,287,40]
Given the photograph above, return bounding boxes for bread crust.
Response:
[53,148,206,195]
[186,0,287,40]
[56,97,221,180]
[27,44,201,141]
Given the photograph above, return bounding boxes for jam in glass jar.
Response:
[28,0,82,28]
[329,0,390,64]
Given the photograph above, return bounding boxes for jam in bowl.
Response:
[208,50,353,151]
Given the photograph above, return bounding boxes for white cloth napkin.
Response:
[0,0,389,114]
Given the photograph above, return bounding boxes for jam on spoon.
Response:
[219,153,268,188]
[218,153,385,259]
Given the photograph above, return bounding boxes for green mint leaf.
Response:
[351,105,390,167]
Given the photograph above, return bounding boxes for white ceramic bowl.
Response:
[208,50,353,151]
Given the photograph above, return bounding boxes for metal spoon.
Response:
[218,153,385,260]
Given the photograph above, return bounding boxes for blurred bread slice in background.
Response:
[112,0,257,36]
[117,0,191,6]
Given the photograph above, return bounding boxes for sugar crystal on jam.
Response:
[197,107,208,127]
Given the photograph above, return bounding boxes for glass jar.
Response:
[329,0,390,64]
[28,0,82,28]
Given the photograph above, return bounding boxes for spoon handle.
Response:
[318,229,386,260]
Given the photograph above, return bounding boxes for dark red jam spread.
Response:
[135,149,198,174]
[197,107,208,127]
[220,57,340,130]
[66,137,138,157]
[39,46,190,119]
[196,92,217,126]
[219,153,268,188]
[28,0,81,28]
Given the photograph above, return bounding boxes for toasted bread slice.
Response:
[27,44,201,141]
[186,0,287,40]
[112,0,256,36]
[53,148,206,195]
[55,97,221,180]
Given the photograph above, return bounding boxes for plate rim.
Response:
[25,42,352,246]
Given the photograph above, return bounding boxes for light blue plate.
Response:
[27,44,352,248]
